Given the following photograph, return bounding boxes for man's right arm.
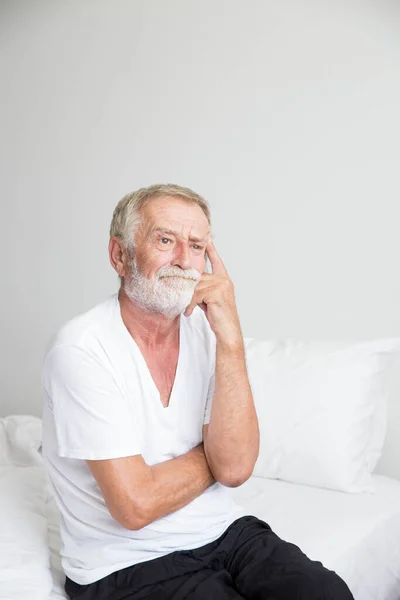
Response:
[87,443,215,530]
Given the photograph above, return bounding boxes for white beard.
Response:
[124,259,202,319]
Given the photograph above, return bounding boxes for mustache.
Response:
[157,266,201,281]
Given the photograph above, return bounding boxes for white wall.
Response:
[1,0,399,477]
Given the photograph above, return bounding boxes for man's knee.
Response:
[300,567,354,600]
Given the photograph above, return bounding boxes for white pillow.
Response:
[244,337,400,493]
[0,414,43,467]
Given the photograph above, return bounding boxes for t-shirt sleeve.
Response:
[42,344,142,460]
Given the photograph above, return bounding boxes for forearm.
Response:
[204,339,259,486]
[143,443,215,524]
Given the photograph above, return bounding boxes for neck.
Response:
[118,287,180,350]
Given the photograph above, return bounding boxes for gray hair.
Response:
[109,183,211,251]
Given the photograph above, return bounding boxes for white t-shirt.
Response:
[41,294,246,585]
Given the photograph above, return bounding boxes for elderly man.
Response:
[42,184,353,600]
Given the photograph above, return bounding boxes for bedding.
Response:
[2,415,400,600]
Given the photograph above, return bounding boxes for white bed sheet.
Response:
[0,466,53,600]
[230,474,400,600]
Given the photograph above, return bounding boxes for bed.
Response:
[2,337,400,600]
[2,420,400,600]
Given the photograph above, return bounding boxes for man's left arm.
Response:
[184,241,260,488]
[203,337,259,487]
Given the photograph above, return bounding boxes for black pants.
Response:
[65,515,354,600]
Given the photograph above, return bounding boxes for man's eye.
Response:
[160,238,172,244]
[191,244,203,251]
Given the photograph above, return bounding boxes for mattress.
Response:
[229,474,400,600]
[45,474,400,600]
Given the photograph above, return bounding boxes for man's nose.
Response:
[172,242,191,270]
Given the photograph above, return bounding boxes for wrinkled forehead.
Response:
[140,196,211,240]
